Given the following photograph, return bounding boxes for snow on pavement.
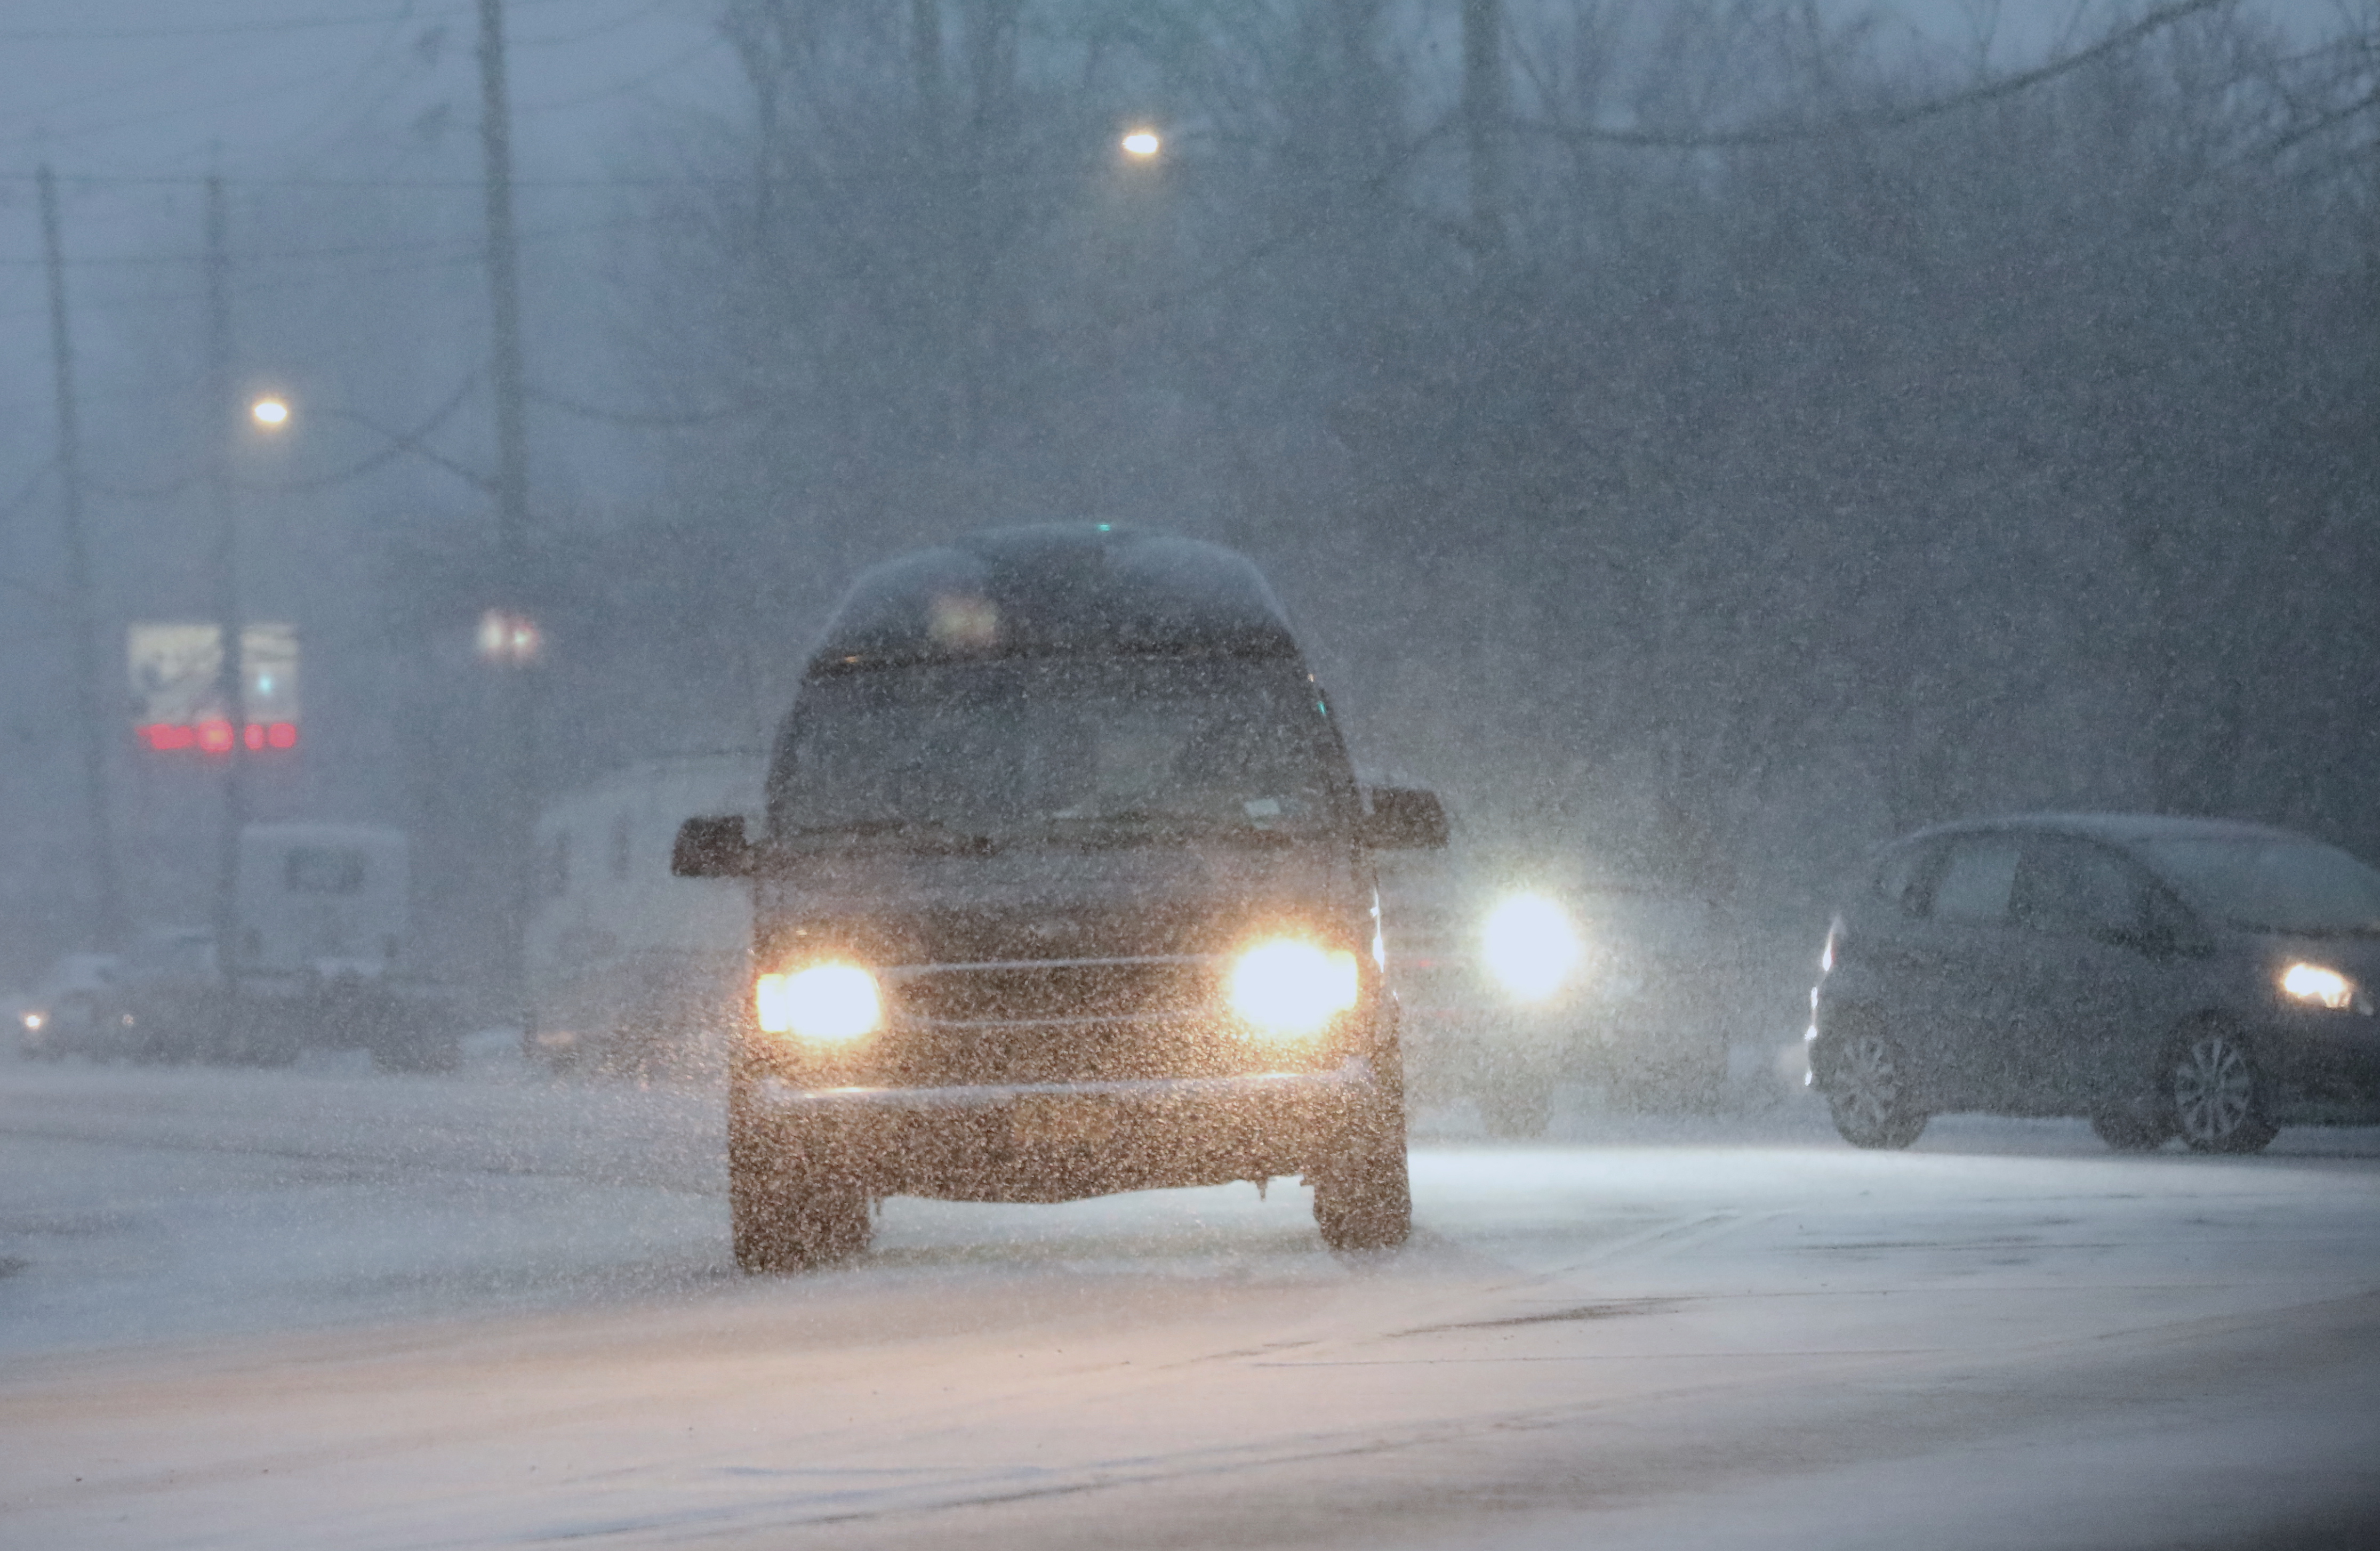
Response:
[3,1055,2377,1549]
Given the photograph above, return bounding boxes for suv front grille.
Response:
[858,954,1333,1085]
[890,955,1213,1026]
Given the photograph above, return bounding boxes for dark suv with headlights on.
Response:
[1810,814,2380,1152]
[674,526,1447,1269]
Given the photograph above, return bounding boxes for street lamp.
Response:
[250,395,291,429]
[477,608,541,665]
[1120,128,1161,159]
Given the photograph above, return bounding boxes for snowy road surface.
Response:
[5,1050,2378,1550]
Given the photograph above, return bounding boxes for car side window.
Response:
[1872,842,1939,915]
[2141,881,2209,954]
[2012,836,2146,941]
[1929,835,2021,923]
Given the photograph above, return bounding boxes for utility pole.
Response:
[1461,0,1506,264]
[204,175,251,1014]
[911,0,943,154]
[477,0,538,1017]
[37,165,129,951]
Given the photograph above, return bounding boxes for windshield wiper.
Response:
[779,818,1001,855]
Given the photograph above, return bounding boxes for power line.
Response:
[512,0,684,50]
[268,372,488,494]
[0,0,678,160]
[0,57,436,148]
[0,212,682,270]
[0,0,583,44]
[0,168,744,189]
[1521,0,2236,151]
[525,384,755,428]
[515,34,726,113]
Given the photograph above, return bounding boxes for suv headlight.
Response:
[756,963,882,1041]
[2281,961,2369,1014]
[1481,893,1580,1001]
[1228,940,1358,1038]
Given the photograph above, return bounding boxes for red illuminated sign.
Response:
[137,721,299,753]
[128,623,300,755]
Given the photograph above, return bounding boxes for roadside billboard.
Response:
[129,622,300,752]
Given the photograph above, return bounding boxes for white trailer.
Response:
[234,822,413,980]
[525,752,762,1075]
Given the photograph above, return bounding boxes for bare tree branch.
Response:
[1520,0,2235,150]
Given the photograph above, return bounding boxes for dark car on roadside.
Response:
[1809,814,2380,1153]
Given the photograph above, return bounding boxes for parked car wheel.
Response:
[2171,1026,2278,1154]
[1824,1030,1928,1149]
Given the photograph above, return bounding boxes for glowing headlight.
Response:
[2281,961,2360,1012]
[755,963,881,1042]
[1228,940,1359,1037]
[1481,893,1580,1002]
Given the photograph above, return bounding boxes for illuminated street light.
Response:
[477,608,541,665]
[250,395,290,429]
[1120,128,1161,159]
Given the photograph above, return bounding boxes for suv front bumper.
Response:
[738,1058,1389,1202]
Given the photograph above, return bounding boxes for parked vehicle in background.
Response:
[1380,845,1732,1136]
[674,525,1443,1269]
[524,752,763,1075]
[47,826,460,1071]
[97,928,245,1064]
[1811,814,2380,1153]
[15,952,122,1060]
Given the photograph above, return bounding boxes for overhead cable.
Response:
[1522,0,2237,151]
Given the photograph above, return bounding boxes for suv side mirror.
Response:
[1363,786,1449,850]
[672,815,752,878]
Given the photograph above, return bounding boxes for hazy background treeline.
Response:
[574,0,2380,902]
[4,0,2375,1014]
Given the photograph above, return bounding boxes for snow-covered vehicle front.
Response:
[674,525,1446,1268]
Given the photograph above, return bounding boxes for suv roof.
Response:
[806,525,1299,678]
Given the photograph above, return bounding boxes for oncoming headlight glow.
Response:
[1481,893,1581,1001]
[755,963,881,1042]
[2281,961,2359,1011]
[1229,940,1359,1038]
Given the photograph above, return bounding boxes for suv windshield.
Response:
[769,656,1350,847]
[2136,838,2380,936]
